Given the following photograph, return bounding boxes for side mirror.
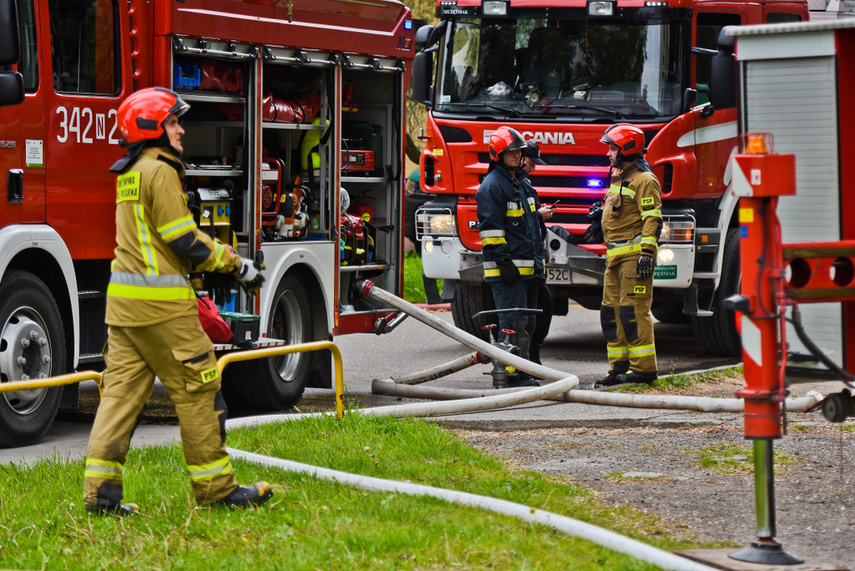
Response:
[0,0,21,65]
[709,27,737,110]
[0,72,23,107]
[682,88,697,113]
[415,24,434,52]
[412,51,433,107]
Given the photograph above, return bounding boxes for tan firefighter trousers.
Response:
[84,315,238,506]
[601,255,657,375]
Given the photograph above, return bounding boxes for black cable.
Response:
[787,303,855,389]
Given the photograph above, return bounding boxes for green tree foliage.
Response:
[403,0,439,165]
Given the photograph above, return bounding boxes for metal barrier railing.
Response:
[0,371,104,394]
[0,341,345,419]
[216,341,345,419]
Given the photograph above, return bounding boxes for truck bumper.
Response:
[653,243,694,288]
[421,237,470,280]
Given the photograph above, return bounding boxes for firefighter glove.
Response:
[584,202,604,244]
[637,253,654,280]
[586,202,604,223]
[497,259,520,286]
[583,220,604,244]
[204,272,235,307]
[235,257,266,296]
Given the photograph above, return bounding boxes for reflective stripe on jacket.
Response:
[475,163,545,282]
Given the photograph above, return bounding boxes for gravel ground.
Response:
[456,377,855,569]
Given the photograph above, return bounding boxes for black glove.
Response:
[235,256,266,296]
[583,220,604,244]
[204,272,236,307]
[637,253,654,280]
[496,259,520,286]
[583,202,604,244]
[586,202,603,223]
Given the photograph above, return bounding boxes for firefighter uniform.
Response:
[476,162,545,375]
[84,147,243,507]
[600,163,662,377]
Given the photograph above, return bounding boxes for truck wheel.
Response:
[0,271,65,448]
[450,281,496,341]
[222,275,310,412]
[692,228,742,356]
[652,302,690,324]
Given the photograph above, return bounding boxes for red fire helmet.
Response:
[600,123,646,156]
[117,87,190,145]
[489,126,527,161]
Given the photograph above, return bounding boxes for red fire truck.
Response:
[410,0,816,356]
[0,0,414,447]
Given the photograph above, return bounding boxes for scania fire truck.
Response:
[410,0,813,356]
[0,0,414,447]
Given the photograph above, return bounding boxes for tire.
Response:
[222,275,312,412]
[450,281,496,341]
[692,228,742,356]
[651,302,690,324]
[0,271,65,448]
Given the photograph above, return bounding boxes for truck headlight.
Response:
[660,218,694,244]
[416,208,456,240]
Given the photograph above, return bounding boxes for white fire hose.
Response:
[225,282,823,571]
[358,281,821,412]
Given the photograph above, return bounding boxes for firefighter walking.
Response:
[592,124,662,388]
[84,88,272,514]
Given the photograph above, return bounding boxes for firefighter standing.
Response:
[592,124,662,387]
[84,88,272,514]
[521,141,554,364]
[476,127,545,387]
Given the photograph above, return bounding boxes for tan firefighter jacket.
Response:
[106,148,240,327]
[601,163,662,267]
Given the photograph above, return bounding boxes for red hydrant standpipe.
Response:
[727,134,803,566]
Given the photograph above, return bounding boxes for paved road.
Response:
[0,305,742,465]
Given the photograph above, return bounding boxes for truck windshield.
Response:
[436,17,685,119]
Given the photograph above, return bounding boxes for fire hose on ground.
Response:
[224,281,825,571]
[355,280,821,413]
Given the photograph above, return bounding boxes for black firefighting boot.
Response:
[529,342,543,365]
[594,361,630,388]
[85,483,140,516]
[508,375,540,388]
[616,370,658,384]
[594,371,622,388]
[213,482,274,508]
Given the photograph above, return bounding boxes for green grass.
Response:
[613,366,744,393]
[686,442,797,475]
[403,251,443,304]
[0,414,725,570]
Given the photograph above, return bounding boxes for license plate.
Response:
[654,264,678,279]
[547,268,571,283]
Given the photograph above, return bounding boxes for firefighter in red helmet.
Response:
[84,87,272,514]
[476,126,546,387]
[591,123,662,388]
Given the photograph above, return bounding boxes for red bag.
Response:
[198,60,243,94]
[197,295,233,343]
[262,91,320,124]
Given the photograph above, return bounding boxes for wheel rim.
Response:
[0,308,52,415]
[270,288,305,383]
